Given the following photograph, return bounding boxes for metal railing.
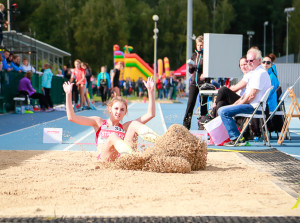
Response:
[276,64,300,97]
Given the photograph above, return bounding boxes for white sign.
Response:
[203,33,243,78]
[190,130,208,144]
[43,128,63,144]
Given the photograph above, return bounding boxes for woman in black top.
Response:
[111,62,123,97]
[183,35,208,130]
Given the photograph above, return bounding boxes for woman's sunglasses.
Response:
[262,61,272,65]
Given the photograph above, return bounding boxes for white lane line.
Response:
[289,130,300,135]
[0,107,107,137]
[128,102,135,109]
[282,152,300,158]
[0,116,67,137]
[157,103,167,133]
[64,129,95,151]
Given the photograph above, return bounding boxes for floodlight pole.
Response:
[186,0,193,93]
[264,21,268,56]
[153,15,159,98]
[247,31,255,49]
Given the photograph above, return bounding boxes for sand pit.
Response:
[115,124,207,173]
[0,150,299,217]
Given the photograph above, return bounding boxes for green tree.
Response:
[214,0,235,33]
[125,0,154,64]
[155,0,187,68]
[72,0,130,72]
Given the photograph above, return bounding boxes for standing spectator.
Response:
[168,73,176,100]
[6,53,13,70]
[177,78,186,98]
[70,59,86,110]
[41,64,54,112]
[18,71,51,111]
[91,75,98,96]
[131,79,136,96]
[111,62,122,97]
[56,69,64,77]
[156,76,163,100]
[127,77,133,96]
[64,66,79,108]
[164,76,170,98]
[81,62,91,109]
[137,77,144,98]
[0,4,8,47]
[62,65,68,77]
[21,57,36,73]
[123,78,128,97]
[11,55,25,72]
[183,35,209,130]
[97,66,111,105]
[0,50,11,71]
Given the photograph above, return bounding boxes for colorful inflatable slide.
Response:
[113,44,172,81]
[114,44,154,81]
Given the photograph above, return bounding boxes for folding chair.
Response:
[265,76,300,142]
[234,86,274,147]
[263,86,292,140]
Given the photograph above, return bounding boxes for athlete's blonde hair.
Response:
[106,96,128,114]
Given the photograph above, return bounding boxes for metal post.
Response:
[152,15,159,98]
[248,36,251,49]
[284,7,295,63]
[186,0,193,93]
[286,14,289,63]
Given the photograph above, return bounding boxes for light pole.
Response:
[284,7,295,63]
[264,21,268,56]
[152,15,159,98]
[247,31,255,49]
[7,0,11,31]
[186,0,193,93]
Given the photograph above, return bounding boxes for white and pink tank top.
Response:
[95,120,126,146]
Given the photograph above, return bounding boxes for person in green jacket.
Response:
[42,63,54,111]
[97,66,111,105]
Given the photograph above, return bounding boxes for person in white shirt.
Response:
[211,56,250,118]
[21,58,36,73]
[218,48,271,146]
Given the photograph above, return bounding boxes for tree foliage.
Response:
[9,0,300,73]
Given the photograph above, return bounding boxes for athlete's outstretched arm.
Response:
[63,82,100,128]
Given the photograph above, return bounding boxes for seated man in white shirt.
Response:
[218,48,271,146]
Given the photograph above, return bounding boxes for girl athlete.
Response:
[63,77,159,162]
[70,59,86,110]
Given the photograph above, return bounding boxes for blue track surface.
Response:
[0,98,299,159]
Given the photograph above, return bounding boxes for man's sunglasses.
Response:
[262,61,272,65]
[247,59,255,63]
